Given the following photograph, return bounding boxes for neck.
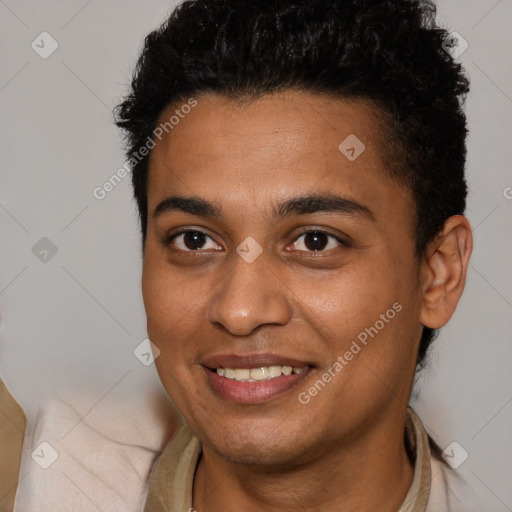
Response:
[192,408,415,512]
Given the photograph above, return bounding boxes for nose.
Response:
[207,249,292,336]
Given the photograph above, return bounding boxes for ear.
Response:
[419,215,473,329]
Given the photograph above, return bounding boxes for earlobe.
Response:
[419,215,473,329]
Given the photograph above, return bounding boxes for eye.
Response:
[165,230,222,252]
[289,230,345,252]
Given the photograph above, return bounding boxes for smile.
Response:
[216,365,306,381]
[203,364,312,404]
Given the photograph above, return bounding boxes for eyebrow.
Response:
[153,194,375,222]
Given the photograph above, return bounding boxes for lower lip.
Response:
[204,367,312,404]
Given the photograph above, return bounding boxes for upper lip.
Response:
[201,353,312,369]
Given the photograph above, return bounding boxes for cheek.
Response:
[142,263,183,353]
[300,259,399,330]
[142,257,192,330]
[143,264,200,404]
[141,256,214,369]
[302,255,418,368]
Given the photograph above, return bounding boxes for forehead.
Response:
[150,91,384,168]
[146,91,412,224]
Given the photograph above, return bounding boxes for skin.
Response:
[141,90,472,511]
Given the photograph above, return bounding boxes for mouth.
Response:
[201,354,314,404]
[215,365,306,381]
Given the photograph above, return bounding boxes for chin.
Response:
[214,441,303,467]
[202,423,314,468]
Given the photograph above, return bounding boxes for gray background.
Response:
[0,0,511,509]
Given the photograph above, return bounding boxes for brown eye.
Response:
[304,232,329,251]
[166,230,222,252]
[290,231,344,252]
[183,231,207,250]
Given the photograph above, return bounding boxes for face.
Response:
[142,91,425,466]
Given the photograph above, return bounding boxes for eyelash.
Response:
[162,228,347,254]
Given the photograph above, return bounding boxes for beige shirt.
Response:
[0,380,26,512]
[143,407,478,512]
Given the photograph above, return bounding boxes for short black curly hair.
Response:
[114,0,470,368]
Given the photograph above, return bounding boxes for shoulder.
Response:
[13,393,178,511]
[143,423,201,512]
[427,452,484,512]
[0,381,26,511]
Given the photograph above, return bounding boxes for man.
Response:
[115,0,479,510]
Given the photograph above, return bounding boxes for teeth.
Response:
[268,365,282,378]
[216,365,306,381]
[282,366,292,376]
[250,367,268,381]
[233,369,250,380]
